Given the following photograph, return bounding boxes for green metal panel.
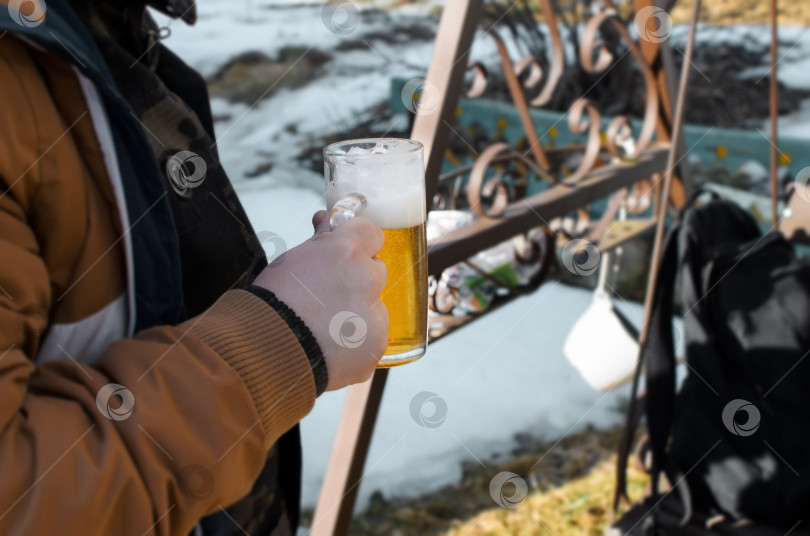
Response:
[391,76,810,194]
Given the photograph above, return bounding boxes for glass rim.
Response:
[323,137,423,157]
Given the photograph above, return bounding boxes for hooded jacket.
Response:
[0,0,326,533]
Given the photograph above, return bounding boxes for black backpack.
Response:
[630,198,810,528]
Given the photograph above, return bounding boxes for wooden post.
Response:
[309,370,388,536]
[633,0,689,208]
[411,0,484,203]
[310,2,482,534]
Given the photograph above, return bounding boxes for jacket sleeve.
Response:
[0,39,319,535]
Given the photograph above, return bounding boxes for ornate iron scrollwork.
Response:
[451,0,661,231]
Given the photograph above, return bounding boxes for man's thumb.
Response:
[312,210,330,235]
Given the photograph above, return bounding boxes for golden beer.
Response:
[378,223,428,366]
[324,138,428,367]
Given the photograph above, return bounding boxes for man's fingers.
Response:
[339,217,385,257]
[312,210,330,235]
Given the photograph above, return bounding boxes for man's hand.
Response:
[252,211,388,391]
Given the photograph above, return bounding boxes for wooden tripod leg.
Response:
[310,370,388,536]
[310,2,482,534]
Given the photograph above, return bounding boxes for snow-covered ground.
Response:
[155,1,435,190]
[240,184,662,511]
[152,0,807,512]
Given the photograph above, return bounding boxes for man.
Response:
[0,0,388,534]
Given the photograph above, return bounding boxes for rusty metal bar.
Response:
[411,0,484,204]
[613,0,702,512]
[309,370,388,536]
[640,2,700,367]
[660,39,692,203]
[310,2,483,535]
[428,144,670,276]
[494,32,551,170]
[631,0,687,208]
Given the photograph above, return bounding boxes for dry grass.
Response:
[420,0,810,26]
[670,0,810,26]
[327,426,650,536]
[441,457,648,536]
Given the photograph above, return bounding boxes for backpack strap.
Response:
[611,303,640,341]
[643,222,680,504]
[612,221,681,517]
[613,191,720,515]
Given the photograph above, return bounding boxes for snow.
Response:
[302,283,634,508]
[156,2,426,78]
[720,25,810,90]
[153,3,810,194]
[237,184,326,254]
[298,284,632,508]
[774,98,810,140]
[150,0,803,513]
[239,184,684,511]
[153,0,435,190]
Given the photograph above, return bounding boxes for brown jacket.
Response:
[0,11,318,536]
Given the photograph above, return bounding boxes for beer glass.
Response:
[324,138,428,367]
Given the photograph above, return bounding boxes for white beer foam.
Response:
[326,142,426,229]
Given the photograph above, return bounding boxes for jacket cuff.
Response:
[181,289,318,449]
[244,285,328,396]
